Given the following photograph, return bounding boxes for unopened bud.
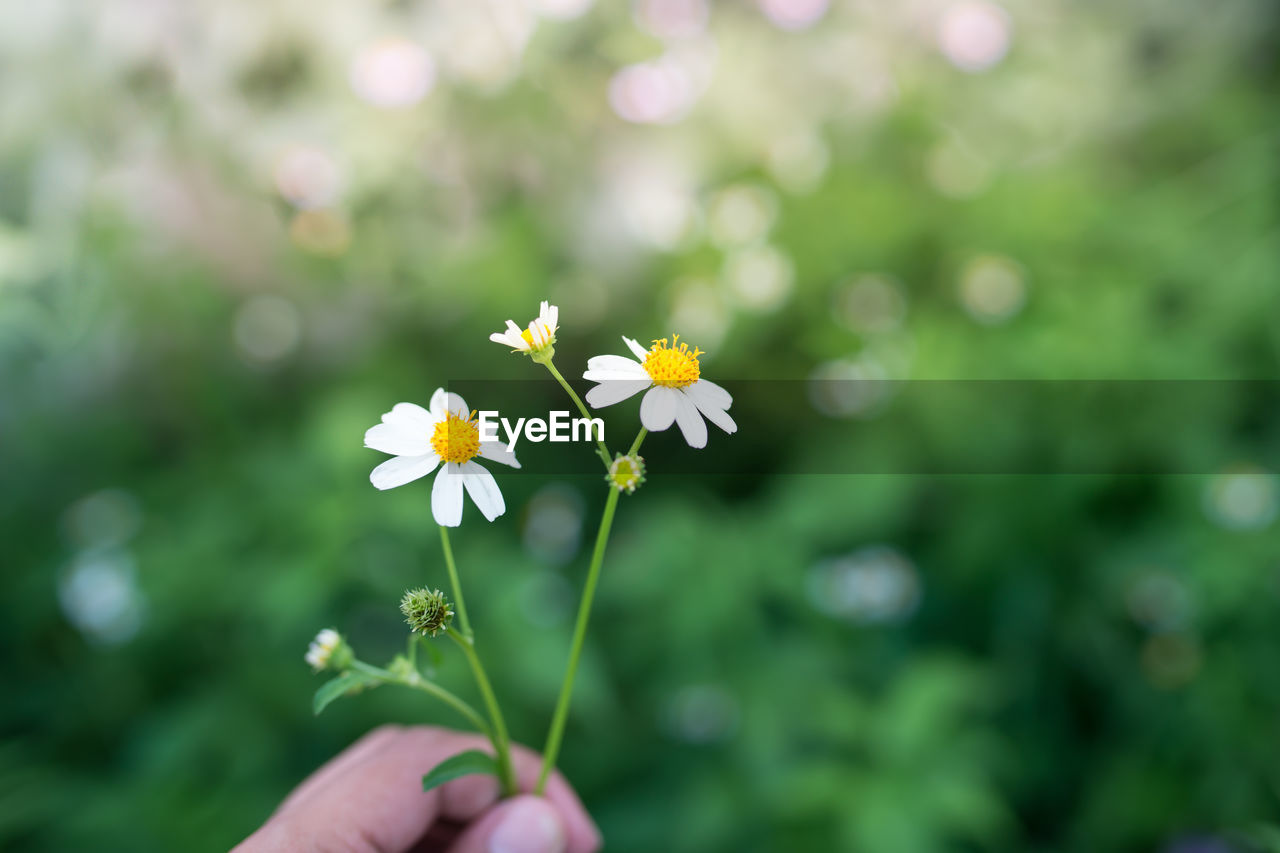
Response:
[606,454,646,494]
[305,628,353,672]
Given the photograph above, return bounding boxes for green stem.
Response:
[628,427,648,457]
[544,358,612,468]
[438,526,472,639]
[349,660,491,736]
[536,484,624,793]
[448,628,518,796]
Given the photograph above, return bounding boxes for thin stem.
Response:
[448,628,518,796]
[536,485,622,793]
[544,358,612,468]
[628,427,648,457]
[438,526,472,639]
[349,660,491,736]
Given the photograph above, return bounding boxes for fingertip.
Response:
[506,747,601,852]
[446,794,568,853]
[541,776,602,853]
[490,796,566,853]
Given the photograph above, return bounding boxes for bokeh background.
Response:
[3,0,1280,850]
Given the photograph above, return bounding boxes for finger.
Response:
[260,726,485,853]
[275,724,405,815]
[445,795,567,853]
[507,744,601,853]
[437,768,501,822]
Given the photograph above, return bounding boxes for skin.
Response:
[234,726,602,853]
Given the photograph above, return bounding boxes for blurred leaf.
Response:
[312,671,379,716]
[420,750,497,793]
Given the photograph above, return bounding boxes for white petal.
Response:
[541,301,558,329]
[365,423,430,456]
[584,355,647,379]
[382,402,437,431]
[685,379,732,411]
[674,390,708,448]
[585,380,650,408]
[431,464,465,527]
[493,320,529,351]
[370,454,439,490]
[695,400,737,434]
[479,439,521,468]
[582,368,651,382]
[459,461,505,522]
[529,319,551,347]
[429,388,470,418]
[623,336,649,361]
[490,330,523,349]
[640,386,679,431]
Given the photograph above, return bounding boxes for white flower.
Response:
[306,628,343,671]
[582,334,737,448]
[490,300,559,354]
[363,388,520,527]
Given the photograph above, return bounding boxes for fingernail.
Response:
[489,797,567,853]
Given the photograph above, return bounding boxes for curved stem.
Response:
[536,485,621,793]
[544,359,612,468]
[438,526,472,639]
[350,660,491,736]
[448,628,518,796]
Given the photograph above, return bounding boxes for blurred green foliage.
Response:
[3,0,1280,851]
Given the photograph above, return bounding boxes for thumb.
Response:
[447,795,568,853]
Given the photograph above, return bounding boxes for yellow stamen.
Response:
[643,334,702,388]
[520,328,534,346]
[430,410,481,464]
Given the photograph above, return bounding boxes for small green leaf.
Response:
[421,750,498,792]
[313,671,379,715]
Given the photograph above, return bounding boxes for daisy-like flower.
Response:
[364,388,520,527]
[582,334,737,449]
[490,300,559,357]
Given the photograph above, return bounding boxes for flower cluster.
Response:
[362,302,735,525]
[312,299,740,803]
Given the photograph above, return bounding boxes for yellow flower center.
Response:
[430,411,481,465]
[607,454,645,494]
[643,335,702,388]
[521,328,534,345]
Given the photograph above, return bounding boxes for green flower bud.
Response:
[305,628,353,672]
[400,588,454,637]
[606,453,646,494]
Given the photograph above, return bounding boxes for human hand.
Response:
[234,725,602,853]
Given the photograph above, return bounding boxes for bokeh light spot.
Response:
[959,254,1026,324]
[937,1,1012,73]
[233,294,303,365]
[350,38,435,108]
[1204,467,1278,531]
[757,0,829,32]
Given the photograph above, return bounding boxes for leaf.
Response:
[313,671,379,715]
[421,750,498,792]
